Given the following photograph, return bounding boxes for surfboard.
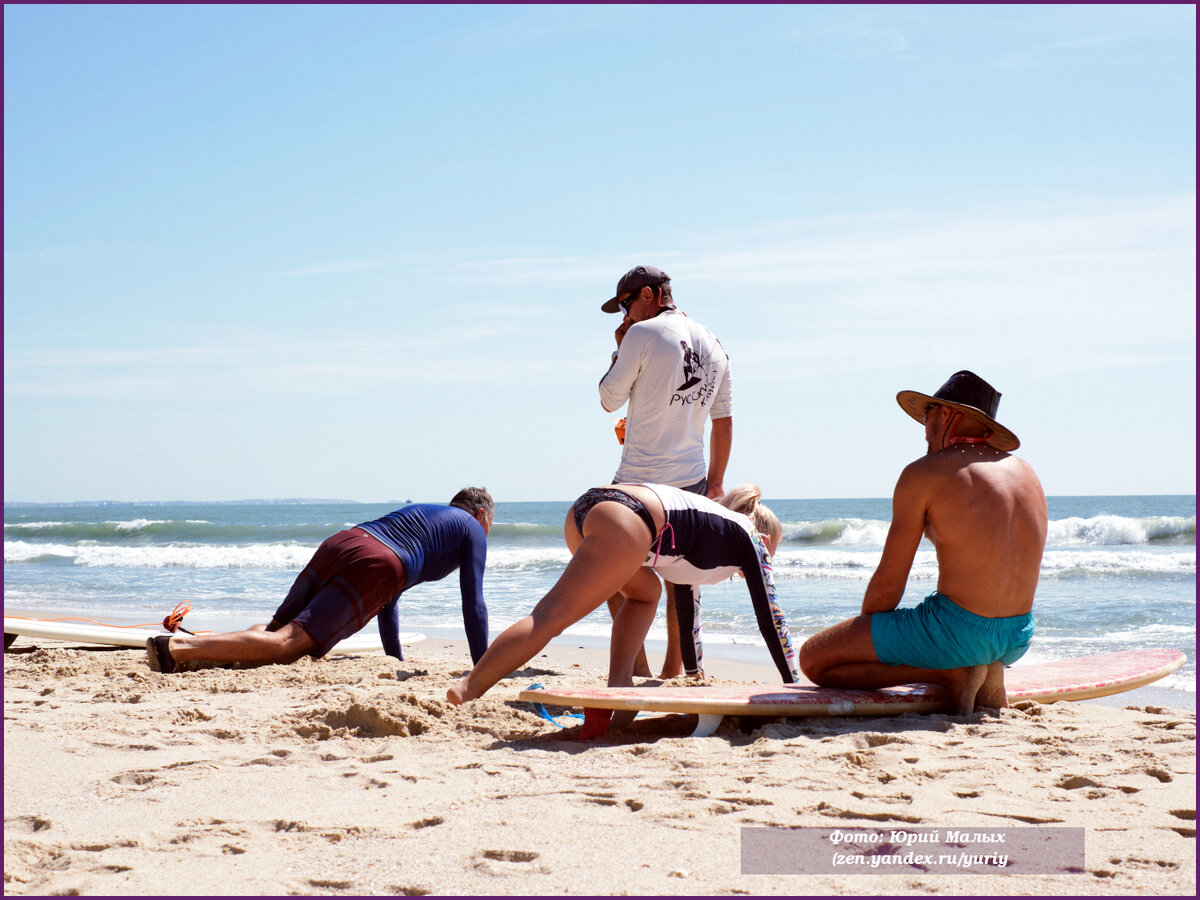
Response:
[2,617,423,656]
[520,648,1187,737]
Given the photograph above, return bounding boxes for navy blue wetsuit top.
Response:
[356,505,489,664]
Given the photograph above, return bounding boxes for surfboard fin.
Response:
[578,707,613,740]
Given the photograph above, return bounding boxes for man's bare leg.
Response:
[167,621,317,666]
[799,616,1007,715]
[814,658,1001,715]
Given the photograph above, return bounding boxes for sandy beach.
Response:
[3,637,1195,896]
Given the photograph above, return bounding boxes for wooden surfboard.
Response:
[520,648,1187,737]
[3,616,423,656]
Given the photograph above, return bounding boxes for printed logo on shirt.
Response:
[671,340,722,408]
[677,340,705,391]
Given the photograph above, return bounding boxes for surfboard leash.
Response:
[161,601,197,635]
[524,683,585,729]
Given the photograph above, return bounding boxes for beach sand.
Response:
[4,637,1195,896]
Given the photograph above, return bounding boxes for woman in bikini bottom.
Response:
[449,483,670,707]
[571,487,658,542]
[449,482,794,713]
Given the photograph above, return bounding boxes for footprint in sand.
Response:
[472,848,550,877]
[5,814,52,833]
[308,878,355,890]
[483,849,540,862]
[109,771,159,789]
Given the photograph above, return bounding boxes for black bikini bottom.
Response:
[571,488,657,542]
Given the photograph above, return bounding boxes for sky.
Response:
[3,4,1195,503]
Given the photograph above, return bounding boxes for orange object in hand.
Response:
[615,418,626,445]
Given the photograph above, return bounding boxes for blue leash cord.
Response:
[525,683,584,728]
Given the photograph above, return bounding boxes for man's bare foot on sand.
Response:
[974,660,1008,710]
[943,661,1007,714]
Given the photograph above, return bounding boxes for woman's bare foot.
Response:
[446,680,470,706]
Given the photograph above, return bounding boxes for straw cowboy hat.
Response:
[896,370,1020,451]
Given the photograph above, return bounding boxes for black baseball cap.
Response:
[602,265,670,313]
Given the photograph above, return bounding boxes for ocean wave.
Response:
[768,547,1193,580]
[2,519,326,544]
[2,540,575,573]
[489,522,566,538]
[1047,515,1195,546]
[3,540,315,569]
[112,518,171,532]
[780,518,890,547]
[1038,550,1195,577]
[484,547,573,570]
[5,539,1193,580]
[777,513,1195,549]
[2,518,567,544]
[8,511,1191,552]
[773,549,890,579]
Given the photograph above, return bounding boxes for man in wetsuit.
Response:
[598,265,733,677]
[147,487,494,673]
[799,371,1047,714]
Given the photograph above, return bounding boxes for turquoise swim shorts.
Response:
[870,590,1035,670]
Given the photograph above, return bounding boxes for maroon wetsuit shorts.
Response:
[269,528,406,657]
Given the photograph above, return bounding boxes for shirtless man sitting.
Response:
[799,371,1047,714]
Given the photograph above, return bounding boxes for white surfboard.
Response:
[3,616,423,656]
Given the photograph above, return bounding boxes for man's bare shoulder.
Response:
[891,454,950,508]
[898,450,972,480]
[903,448,1043,495]
[900,447,1038,487]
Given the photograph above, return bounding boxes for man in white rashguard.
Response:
[598,264,733,677]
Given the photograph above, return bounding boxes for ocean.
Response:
[4,495,1194,708]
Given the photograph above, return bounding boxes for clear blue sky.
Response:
[4,4,1195,503]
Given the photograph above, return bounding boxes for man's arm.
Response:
[458,525,490,664]
[376,598,404,660]
[862,465,927,615]
[705,415,732,499]
[598,323,643,412]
